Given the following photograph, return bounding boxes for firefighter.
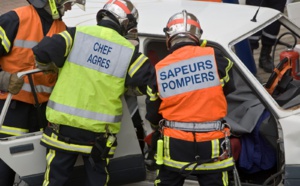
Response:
[146,10,236,186]
[0,0,84,185]
[246,0,287,73]
[32,0,153,185]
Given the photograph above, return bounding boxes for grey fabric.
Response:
[28,0,47,8]
[225,70,266,135]
[0,71,11,92]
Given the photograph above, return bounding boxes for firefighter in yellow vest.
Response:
[0,0,84,185]
[145,10,236,186]
[32,0,154,185]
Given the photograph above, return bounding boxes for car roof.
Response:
[63,0,282,47]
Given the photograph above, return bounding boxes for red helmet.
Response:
[97,0,139,37]
[164,10,203,49]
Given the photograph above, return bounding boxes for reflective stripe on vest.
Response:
[47,100,122,123]
[14,40,37,48]
[0,126,28,136]
[46,25,134,133]
[0,5,66,104]
[22,83,53,94]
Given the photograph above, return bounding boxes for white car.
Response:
[1,0,300,185]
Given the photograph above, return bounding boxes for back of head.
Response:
[96,0,139,39]
[27,0,85,20]
[164,10,203,50]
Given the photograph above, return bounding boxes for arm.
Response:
[0,11,19,56]
[0,11,24,94]
[32,27,76,68]
[145,67,163,129]
[214,48,236,95]
[125,49,153,95]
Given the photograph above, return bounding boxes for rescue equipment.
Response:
[280,48,300,80]
[101,135,117,159]
[265,32,299,95]
[164,120,224,132]
[156,139,163,165]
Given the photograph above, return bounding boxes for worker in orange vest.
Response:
[146,10,236,186]
[0,0,84,185]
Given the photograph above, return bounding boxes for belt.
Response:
[164,120,224,132]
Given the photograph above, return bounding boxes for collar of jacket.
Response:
[97,20,123,36]
[34,6,55,23]
[169,42,198,53]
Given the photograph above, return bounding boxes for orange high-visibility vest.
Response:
[0,5,66,104]
[155,45,227,122]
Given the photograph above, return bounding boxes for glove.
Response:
[36,61,58,74]
[8,73,24,95]
[0,71,11,92]
[0,71,24,95]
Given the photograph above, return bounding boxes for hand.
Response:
[8,73,24,95]
[36,61,58,74]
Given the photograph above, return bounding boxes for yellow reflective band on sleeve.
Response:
[0,27,11,53]
[59,31,73,57]
[128,54,148,77]
[0,126,28,136]
[147,86,159,101]
[41,133,92,154]
[220,57,233,86]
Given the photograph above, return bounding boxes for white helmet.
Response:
[164,10,203,49]
[27,0,85,19]
[97,0,139,38]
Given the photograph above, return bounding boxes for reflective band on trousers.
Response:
[0,126,28,136]
[164,120,224,132]
[41,133,92,154]
[163,157,234,171]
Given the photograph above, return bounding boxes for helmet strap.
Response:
[48,0,60,19]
